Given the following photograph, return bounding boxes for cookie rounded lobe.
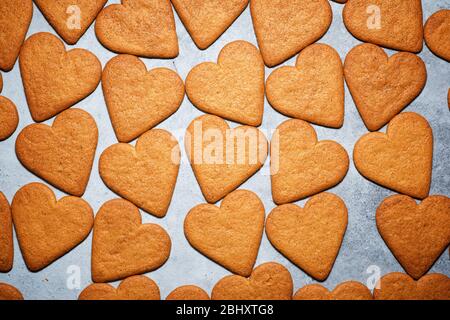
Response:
[0,96,19,141]
[0,283,24,300]
[0,192,13,272]
[166,285,210,300]
[424,10,450,62]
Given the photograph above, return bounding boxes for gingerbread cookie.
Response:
[34,0,107,45]
[211,262,293,300]
[271,119,349,204]
[79,275,160,300]
[266,43,344,128]
[19,32,101,122]
[0,0,33,71]
[0,96,19,141]
[424,9,450,62]
[99,129,180,217]
[186,41,265,126]
[171,0,249,49]
[166,285,210,300]
[16,109,98,197]
[11,182,94,271]
[0,73,3,92]
[376,195,450,279]
[294,281,373,300]
[250,0,332,67]
[95,0,178,58]
[91,199,171,283]
[344,43,427,131]
[0,283,23,300]
[343,0,423,53]
[185,115,268,203]
[266,193,348,281]
[353,112,433,199]
[102,54,185,143]
[184,190,265,276]
[0,192,13,272]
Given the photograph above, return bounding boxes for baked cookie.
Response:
[171,0,249,49]
[184,190,265,276]
[91,199,171,283]
[0,96,19,141]
[0,73,3,92]
[424,9,450,62]
[271,119,349,204]
[11,182,94,271]
[95,0,178,58]
[79,275,160,300]
[185,115,268,203]
[0,0,33,71]
[34,0,107,45]
[166,285,210,300]
[343,0,423,53]
[19,32,101,122]
[294,281,373,300]
[250,0,332,67]
[16,108,98,197]
[376,195,450,280]
[344,43,427,131]
[0,192,13,272]
[186,41,265,126]
[374,273,450,300]
[353,112,433,199]
[266,193,348,281]
[0,283,23,300]
[266,43,344,128]
[99,129,180,217]
[102,54,185,143]
[211,262,293,300]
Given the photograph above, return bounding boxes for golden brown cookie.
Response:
[211,262,293,300]
[250,0,332,67]
[0,73,3,93]
[11,182,94,271]
[16,108,98,197]
[102,54,185,143]
[79,275,160,300]
[185,115,268,203]
[171,0,249,49]
[343,0,423,53]
[0,192,13,272]
[0,0,33,71]
[266,193,348,281]
[424,9,450,62]
[34,0,107,45]
[266,43,344,128]
[184,190,265,276]
[271,119,349,204]
[0,96,19,141]
[91,199,171,283]
[166,285,210,300]
[186,41,265,126]
[353,112,433,199]
[294,281,373,300]
[374,273,450,300]
[0,283,24,300]
[19,32,101,122]
[95,0,178,58]
[344,43,427,131]
[99,129,180,217]
[376,195,450,280]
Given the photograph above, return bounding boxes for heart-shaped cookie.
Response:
[266,192,348,281]
[184,190,265,276]
[34,0,107,45]
[0,192,13,272]
[0,96,19,141]
[16,108,98,197]
[376,195,450,280]
[0,283,23,300]
[91,199,171,283]
[102,54,185,143]
[185,115,268,203]
[353,112,433,199]
[166,285,210,300]
[211,262,293,300]
[294,281,373,300]
[271,119,349,204]
[186,41,264,126]
[11,182,94,271]
[171,0,249,49]
[424,10,450,62]
[266,43,344,128]
[344,43,427,131]
[79,275,160,300]
[343,0,424,53]
[250,0,332,67]
[0,0,33,71]
[95,0,178,58]
[19,32,102,122]
[99,129,180,217]
[374,272,450,300]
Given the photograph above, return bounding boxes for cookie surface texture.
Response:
[0,283,24,300]
[0,96,19,141]
[166,285,210,300]
[424,9,450,62]
[0,192,13,272]
[294,281,373,300]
